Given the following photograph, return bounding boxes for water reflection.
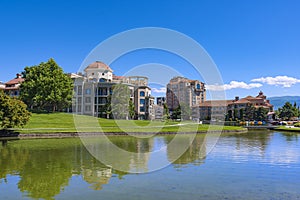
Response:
[165,135,206,166]
[0,132,299,199]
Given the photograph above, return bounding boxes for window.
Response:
[140,91,145,97]
[140,106,145,112]
[78,97,82,104]
[85,105,91,112]
[197,84,201,89]
[85,97,91,103]
[140,99,145,105]
[78,86,82,95]
[85,88,91,95]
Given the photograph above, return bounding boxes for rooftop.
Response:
[5,74,24,85]
[84,61,113,72]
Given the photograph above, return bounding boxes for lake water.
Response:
[0,131,300,200]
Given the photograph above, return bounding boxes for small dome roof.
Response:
[84,61,113,72]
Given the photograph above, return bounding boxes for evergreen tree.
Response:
[111,84,131,119]
[244,104,256,121]
[171,105,181,120]
[128,99,135,119]
[163,103,170,120]
[278,102,297,120]
[180,103,191,120]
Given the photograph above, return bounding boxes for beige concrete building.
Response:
[73,61,154,120]
[166,76,206,112]
[154,104,164,120]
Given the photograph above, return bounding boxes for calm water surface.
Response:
[0,131,300,200]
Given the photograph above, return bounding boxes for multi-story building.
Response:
[192,100,231,121]
[0,82,5,91]
[166,76,206,112]
[156,97,166,106]
[153,105,164,120]
[3,74,24,97]
[192,91,274,121]
[73,61,154,120]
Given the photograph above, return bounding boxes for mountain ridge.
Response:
[268,96,300,110]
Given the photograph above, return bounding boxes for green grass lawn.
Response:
[274,126,300,132]
[12,113,245,134]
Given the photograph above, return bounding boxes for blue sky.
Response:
[1,0,300,99]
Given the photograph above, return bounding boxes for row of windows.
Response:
[77,87,138,96]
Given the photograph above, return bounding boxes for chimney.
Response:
[16,73,21,78]
[235,96,239,101]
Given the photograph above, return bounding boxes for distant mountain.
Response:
[268,96,300,110]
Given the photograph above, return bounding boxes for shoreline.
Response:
[0,129,248,139]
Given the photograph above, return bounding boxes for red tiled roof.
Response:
[113,75,125,80]
[233,98,251,104]
[84,61,113,72]
[199,100,232,107]
[5,77,24,85]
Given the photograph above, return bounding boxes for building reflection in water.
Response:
[0,133,276,199]
[165,135,207,167]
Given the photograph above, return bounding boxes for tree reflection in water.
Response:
[0,133,276,199]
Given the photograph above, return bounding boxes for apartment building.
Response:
[73,61,154,120]
[0,82,5,90]
[3,74,24,97]
[166,76,206,112]
[192,91,274,121]
[156,97,166,106]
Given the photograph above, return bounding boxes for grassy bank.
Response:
[10,113,245,134]
[274,126,300,133]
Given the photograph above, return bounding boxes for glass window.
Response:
[197,84,201,89]
[85,88,91,95]
[78,86,82,95]
[140,91,145,97]
[85,97,91,103]
[85,105,91,111]
[140,106,145,112]
[140,99,145,105]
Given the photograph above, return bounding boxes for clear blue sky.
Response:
[1,0,300,99]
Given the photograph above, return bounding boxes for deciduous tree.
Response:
[20,58,73,112]
[0,91,31,129]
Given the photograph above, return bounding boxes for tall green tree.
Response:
[20,58,73,112]
[244,104,256,121]
[239,108,245,121]
[180,103,191,120]
[233,108,239,120]
[255,107,268,121]
[278,102,298,120]
[128,99,135,119]
[171,105,181,120]
[111,84,131,119]
[0,91,31,129]
[163,103,170,120]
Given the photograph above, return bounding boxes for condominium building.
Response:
[0,82,5,90]
[73,61,154,120]
[156,97,166,106]
[192,91,274,121]
[166,76,206,112]
[3,74,24,97]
